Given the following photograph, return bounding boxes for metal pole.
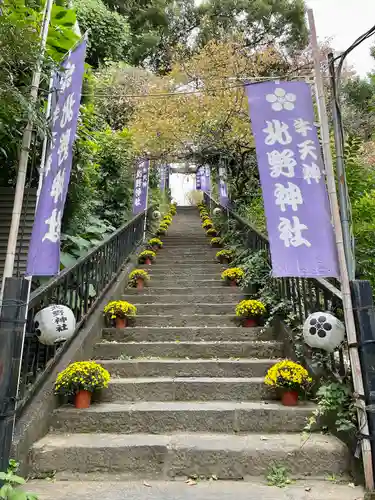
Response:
[328,52,355,280]
[308,8,374,491]
[0,0,54,303]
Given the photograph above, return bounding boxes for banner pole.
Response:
[0,0,54,305]
[308,8,374,490]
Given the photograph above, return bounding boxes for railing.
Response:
[204,193,348,377]
[17,207,153,414]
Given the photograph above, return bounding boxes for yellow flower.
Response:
[221,267,244,283]
[54,361,111,396]
[265,360,312,390]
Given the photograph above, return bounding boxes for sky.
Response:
[307,0,374,76]
[194,0,375,77]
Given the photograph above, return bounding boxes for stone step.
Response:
[134,314,236,327]
[145,278,223,287]
[101,326,275,342]
[50,401,313,434]
[121,292,244,304]
[153,258,218,265]
[129,304,237,316]
[93,341,283,360]
[140,264,223,271]
[24,479,366,500]
[97,358,278,378]
[101,377,274,402]
[123,287,241,296]
[31,432,348,478]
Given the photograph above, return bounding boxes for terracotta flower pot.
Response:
[145,257,152,265]
[74,390,92,409]
[152,245,159,252]
[220,257,230,264]
[243,318,257,327]
[230,280,237,287]
[281,390,299,406]
[115,317,127,329]
[136,278,144,290]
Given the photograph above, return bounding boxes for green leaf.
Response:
[60,252,77,269]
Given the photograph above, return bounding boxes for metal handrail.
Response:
[17,207,154,414]
[204,193,347,376]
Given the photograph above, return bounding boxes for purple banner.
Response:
[218,163,229,207]
[195,166,202,190]
[159,164,166,191]
[133,159,149,215]
[26,40,87,276]
[245,81,338,277]
[203,165,211,192]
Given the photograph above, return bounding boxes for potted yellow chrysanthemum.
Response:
[221,267,245,287]
[265,360,312,406]
[128,269,150,290]
[103,300,137,328]
[235,299,266,327]
[216,249,234,264]
[55,361,110,409]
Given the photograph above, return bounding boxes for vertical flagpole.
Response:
[0,0,54,304]
[308,9,374,490]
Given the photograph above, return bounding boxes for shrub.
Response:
[235,299,266,318]
[202,219,213,229]
[128,269,150,287]
[54,361,110,396]
[138,250,156,263]
[221,267,245,283]
[206,228,218,237]
[147,237,163,249]
[216,249,234,262]
[210,237,223,247]
[156,227,167,235]
[103,300,137,319]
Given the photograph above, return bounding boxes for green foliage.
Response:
[0,0,80,185]
[197,0,308,51]
[0,459,38,500]
[266,463,293,488]
[60,215,116,268]
[75,0,130,67]
[305,381,357,435]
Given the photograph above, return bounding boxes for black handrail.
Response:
[17,207,154,415]
[204,193,348,376]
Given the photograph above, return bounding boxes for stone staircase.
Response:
[30,207,348,481]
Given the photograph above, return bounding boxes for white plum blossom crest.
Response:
[266,87,296,112]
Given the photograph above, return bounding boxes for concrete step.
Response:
[121,292,244,304]
[145,270,222,278]
[140,264,224,271]
[25,479,365,500]
[153,258,218,264]
[123,287,241,297]
[93,341,283,360]
[101,377,274,402]
[145,279,223,287]
[50,401,314,434]
[134,315,236,327]
[129,304,237,316]
[31,432,348,478]
[97,358,278,378]
[101,326,275,342]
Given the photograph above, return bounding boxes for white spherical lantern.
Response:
[153,210,161,220]
[34,305,76,345]
[303,312,345,352]
[213,207,222,215]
